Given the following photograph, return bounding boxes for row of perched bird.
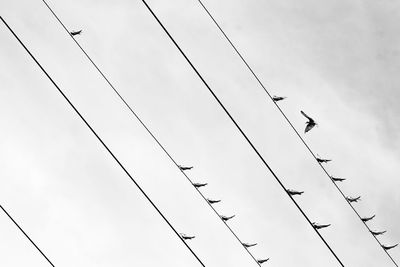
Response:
[178,165,270,265]
[272,96,398,251]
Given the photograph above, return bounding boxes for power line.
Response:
[40,1,266,265]
[0,16,205,267]
[0,205,55,266]
[138,1,345,266]
[194,1,399,266]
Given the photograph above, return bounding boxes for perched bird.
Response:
[242,242,257,248]
[220,215,235,221]
[382,244,398,250]
[361,215,375,223]
[312,222,331,229]
[192,182,207,188]
[257,259,269,264]
[331,176,346,182]
[301,110,317,133]
[178,165,193,171]
[70,30,82,36]
[286,189,304,196]
[316,157,332,164]
[272,95,286,102]
[207,198,221,204]
[346,196,361,203]
[180,233,195,240]
[370,230,386,236]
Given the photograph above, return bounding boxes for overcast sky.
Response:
[0,0,399,266]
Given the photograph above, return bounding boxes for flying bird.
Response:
[346,196,361,203]
[331,176,346,182]
[272,95,286,102]
[180,233,195,240]
[257,259,269,264]
[220,215,235,221]
[178,165,193,171]
[301,110,317,133]
[207,198,221,204]
[286,189,304,196]
[70,30,82,36]
[361,215,375,223]
[382,244,398,250]
[316,157,332,164]
[312,222,331,229]
[370,230,386,236]
[242,242,257,248]
[192,182,207,188]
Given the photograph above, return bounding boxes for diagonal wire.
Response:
[40,0,264,265]
[194,1,399,266]
[139,0,345,266]
[0,16,205,267]
[0,205,55,266]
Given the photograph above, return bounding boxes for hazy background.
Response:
[0,0,399,266]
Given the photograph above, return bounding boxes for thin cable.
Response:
[195,1,398,266]
[0,16,205,267]
[40,1,263,265]
[139,1,345,266]
[0,205,55,266]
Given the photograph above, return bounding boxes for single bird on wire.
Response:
[242,242,257,248]
[207,198,221,204]
[180,233,195,240]
[70,29,82,36]
[272,95,286,102]
[257,258,269,264]
[286,189,304,196]
[382,244,398,251]
[312,222,331,230]
[346,196,361,203]
[192,182,207,188]
[331,176,346,182]
[220,215,235,221]
[361,215,375,223]
[316,157,332,164]
[178,165,193,171]
[301,110,317,133]
[370,230,387,236]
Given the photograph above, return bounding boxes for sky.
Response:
[0,0,399,266]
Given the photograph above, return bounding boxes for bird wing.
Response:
[383,244,398,250]
[301,110,313,120]
[305,123,316,133]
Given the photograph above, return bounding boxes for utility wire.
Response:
[138,1,345,266]
[40,1,264,265]
[194,1,399,266]
[0,16,205,267]
[0,205,55,266]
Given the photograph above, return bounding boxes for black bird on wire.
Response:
[257,259,269,264]
[312,222,331,230]
[286,189,304,196]
[242,242,257,248]
[346,196,361,203]
[207,198,221,204]
[180,233,195,240]
[331,176,346,182]
[272,95,286,102]
[316,157,332,164]
[220,215,235,222]
[70,29,82,36]
[178,165,193,171]
[370,230,387,236]
[361,215,375,223]
[301,110,317,133]
[382,244,398,251]
[192,182,208,188]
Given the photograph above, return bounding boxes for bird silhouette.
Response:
[316,157,332,164]
[257,259,269,264]
[70,30,82,36]
[370,230,386,236]
[178,165,193,171]
[346,196,361,203]
[242,242,257,248]
[220,215,235,221]
[272,95,286,102]
[286,189,304,196]
[192,182,207,188]
[331,176,346,182]
[180,233,195,240]
[207,198,221,204]
[301,111,317,133]
[361,215,375,222]
[382,244,398,250]
[312,222,331,229]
